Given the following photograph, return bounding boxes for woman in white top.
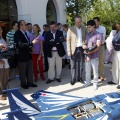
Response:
[0,26,9,100]
[104,24,117,64]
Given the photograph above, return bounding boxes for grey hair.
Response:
[74,16,82,20]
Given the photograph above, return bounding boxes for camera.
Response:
[0,43,18,59]
[84,45,97,53]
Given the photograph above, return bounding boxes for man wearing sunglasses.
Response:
[14,20,38,89]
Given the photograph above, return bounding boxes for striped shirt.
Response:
[6,30,15,48]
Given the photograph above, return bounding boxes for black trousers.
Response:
[70,47,84,81]
[8,55,17,69]
[17,60,33,86]
[43,45,48,70]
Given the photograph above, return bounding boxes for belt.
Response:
[52,50,57,52]
[76,46,82,48]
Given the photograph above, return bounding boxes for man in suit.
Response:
[14,20,38,89]
[67,16,88,85]
[45,21,66,84]
[42,24,50,72]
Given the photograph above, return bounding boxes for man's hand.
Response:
[32,38,38,44]
[84,51,91,55]
[2,47,8,51]
[0,60,5,65]
[82,45,87,49]
[0,44,6,49]
[50,39,54,42]
[68,51,72,57]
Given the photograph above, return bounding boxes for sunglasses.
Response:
[21,24,27,26]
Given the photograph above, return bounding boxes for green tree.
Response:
[66,0,96,25]
[66,0,120,34]
[87,0,120,34]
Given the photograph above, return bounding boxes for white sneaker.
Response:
[83,82,91,87]
[93,83,98,90]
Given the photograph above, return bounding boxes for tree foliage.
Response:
[66,0,96,25]
[87,0,120,34]
[66,0,120,34]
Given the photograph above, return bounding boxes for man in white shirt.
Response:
[26,23,32,37]
[45,21,65,84]
[93,17,106,81]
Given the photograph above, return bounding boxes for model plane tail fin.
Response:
[3,88,40,117]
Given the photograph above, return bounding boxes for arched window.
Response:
[46,0,57,24]
[0,0,17,38]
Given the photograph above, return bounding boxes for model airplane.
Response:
[1,88,120,120]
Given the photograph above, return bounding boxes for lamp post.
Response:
[76,0,78,16]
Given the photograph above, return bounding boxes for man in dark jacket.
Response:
[14,20,38,89]
[46,21,65,84]
[42,24,50,72]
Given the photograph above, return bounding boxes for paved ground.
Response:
[0,64,119,119]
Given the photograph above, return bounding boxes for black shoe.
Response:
[56,78,61,82]
[21,85,29,89]
[108,81,116,84]
[78,78,84,84]
[62,65,65,68]
[117,85,120,89]
[2,92,7,95]
[71,80,75,85]
[69,65,71,69]
[29,84,37,87]
[46,79,54,84]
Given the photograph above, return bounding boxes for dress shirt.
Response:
[96,25,106,44]
[20,29,29,42]
[51,31,57,50]
[76,27,83,47]
[26,30,32,38]
[86,30,102,59]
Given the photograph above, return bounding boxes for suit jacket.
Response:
[67,25,88,55]
[46,30,66,58]
[14,29,32,62]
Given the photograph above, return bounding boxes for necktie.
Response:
[24,32,29,42]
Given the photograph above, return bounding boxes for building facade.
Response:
[0,0,66,38]
[16,0,66,27]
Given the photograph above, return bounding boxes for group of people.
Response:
[0,16,120,100]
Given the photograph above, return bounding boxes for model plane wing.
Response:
[31,90,87,111]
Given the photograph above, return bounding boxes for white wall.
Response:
[53,0,66,24]
[15,0,66,30]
